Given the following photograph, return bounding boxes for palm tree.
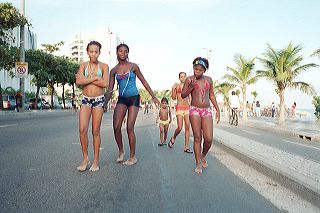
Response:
[311,48,320,58]
[251,91,258,101]
[215,82,236,119]
[223,54,257,121]
[258,43,318,126]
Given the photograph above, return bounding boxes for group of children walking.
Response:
[156,58,220,174]
[76,40,220,175]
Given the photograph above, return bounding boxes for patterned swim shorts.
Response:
[189,106,212,117]
[81,95,105,108]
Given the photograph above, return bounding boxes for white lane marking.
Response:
[72,143,80,145]
[282,140,320,151]
[241,130,261,136]
[100,147,104,150]
[0,124,18,128]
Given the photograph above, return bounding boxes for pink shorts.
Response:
[189,106,212,117]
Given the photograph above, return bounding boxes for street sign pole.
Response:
[19,0,25,111]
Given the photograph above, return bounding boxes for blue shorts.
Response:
[81,95,105,108]
[117,95,140,107]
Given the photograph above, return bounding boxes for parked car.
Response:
[26,98,50,110]
[2,95,17,110]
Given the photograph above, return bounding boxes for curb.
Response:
[215,136,320,209]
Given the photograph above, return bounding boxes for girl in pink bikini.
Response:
[168,72,192,154]
[181,57,220,175]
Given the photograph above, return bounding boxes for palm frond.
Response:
[289,81,316,95]
[311,48,320,57]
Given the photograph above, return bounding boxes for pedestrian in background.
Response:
[271,102,275,118]
[256,100,261,117]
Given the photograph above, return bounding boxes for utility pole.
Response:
[19,0,25,111]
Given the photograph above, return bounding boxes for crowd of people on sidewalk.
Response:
[74,41,220,175]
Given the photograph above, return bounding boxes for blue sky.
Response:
[3,0,320,109]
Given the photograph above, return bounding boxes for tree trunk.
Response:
[62,83,65,109]
[224,104,228,120]
[0,83,3,109]
[278,88,285,126]
[72,83,75,106]
[50,81,54,109]
[242,86,247,121]
[35,85,40,100]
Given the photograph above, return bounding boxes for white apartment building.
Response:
[69,27,121,68]
[0,27,37,93]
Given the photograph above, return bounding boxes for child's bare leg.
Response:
[123,106,139,165]
[113,104,127,161]
[159,124,164,144]
[172,115,183,142]
[163,124,169,143]
[190,115,202,174]
[184,115,191,150]
[201,116,213,168]
[90,107,104,171]
[77,106,91,171]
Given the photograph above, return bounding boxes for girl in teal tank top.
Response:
[104,43,160,166]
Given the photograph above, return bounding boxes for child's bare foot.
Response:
[122,157,137,166]
[201,157,208,168]
[194,165,202,175]
[89,160,100,172]
[77,159,90,172]
[116,152,125,163]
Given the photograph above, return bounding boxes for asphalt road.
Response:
[0,111,282,213]
[216,122,320,163]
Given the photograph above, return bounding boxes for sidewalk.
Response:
[214,117,320,208]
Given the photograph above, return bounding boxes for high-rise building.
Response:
[69,27,121,67]
[0,27,37,93]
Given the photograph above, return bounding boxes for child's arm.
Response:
[181,77,195,99]
[75,62,99,85]
[171,83,178,100]
[156,108,160,123]
[91,63,109,88]
[208,77,220,124]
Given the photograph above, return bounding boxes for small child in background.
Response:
[157,97,172,146]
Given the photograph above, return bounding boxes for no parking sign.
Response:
[15,62,28,78]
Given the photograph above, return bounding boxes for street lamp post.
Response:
[203,48,212,60]
[19,0,25,111]
[108,29,113,66]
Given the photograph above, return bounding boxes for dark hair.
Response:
[192,57,209,70]
[161,97,169,104]
[179,72,186,78]
[232,91,235,95]
[86,41,102,52]
[116,43,129,53]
